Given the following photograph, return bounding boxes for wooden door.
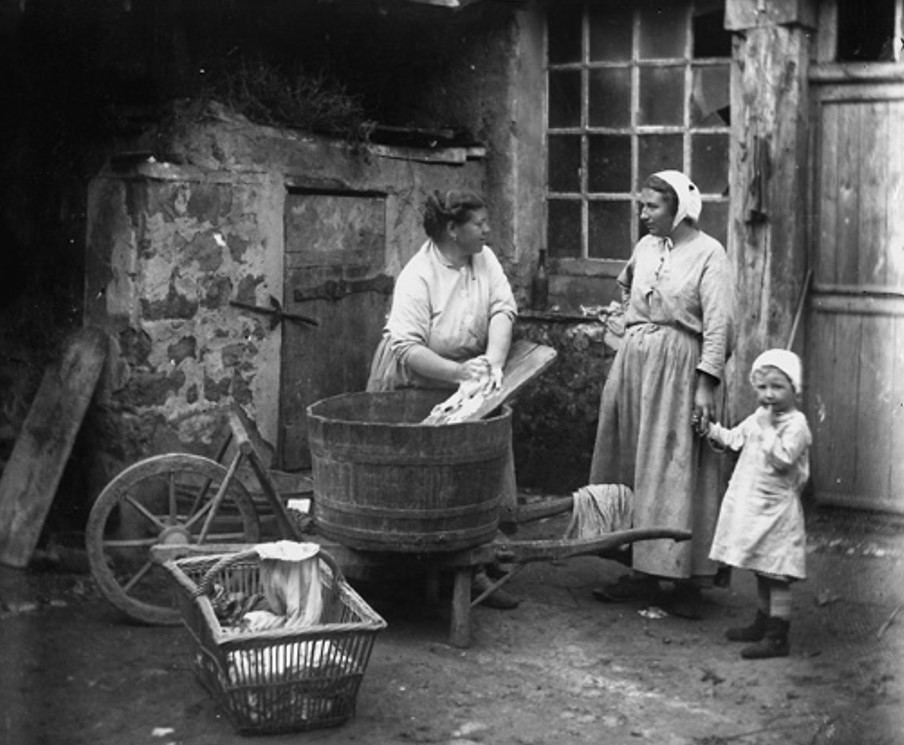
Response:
[809,72,904,513]
[279,190,392,471]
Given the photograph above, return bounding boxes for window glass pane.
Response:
[547,200,582,258]
[589,68,631,127]
[697,200,729,248]
[638,134,683,179]
[691,133,729,195]
[638,1,688,59]
[588,4,632,62]
[589,201,633,259]
[638,66,684,125]
[836,0,897,61]
[693,5,732,58]
[691,64,730,127]
[549,69,582,128]
[588,135,631,192]
[548,135,583,193]
[547,4,583,64]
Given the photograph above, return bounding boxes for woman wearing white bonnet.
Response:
[590,169,735,619]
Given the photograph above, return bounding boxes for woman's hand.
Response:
[690,411,711,437]
[693,372,717,429]
[456,356,493,383]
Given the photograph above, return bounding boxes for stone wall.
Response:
[511,315,616,494]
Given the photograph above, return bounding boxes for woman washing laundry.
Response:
[367,188,520,609]
[589,170,735,619]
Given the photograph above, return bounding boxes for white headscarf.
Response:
[750,349,802,392]
[653,170,703,229]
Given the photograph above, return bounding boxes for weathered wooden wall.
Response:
[808,69,904,513]
[725,0,814,421]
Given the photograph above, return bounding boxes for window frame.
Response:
[545,1,731,272]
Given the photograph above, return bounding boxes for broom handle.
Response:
[786,269,812,350]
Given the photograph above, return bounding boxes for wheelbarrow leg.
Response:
[450,567,472,648]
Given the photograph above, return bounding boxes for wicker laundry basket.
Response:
[164,547,386,735]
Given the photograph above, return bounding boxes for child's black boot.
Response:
[725,609,767,642]
[741,617,790,659]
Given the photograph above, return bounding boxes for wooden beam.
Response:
[0,327,108,568]
[726,22,813,421]
[725,0,817,30]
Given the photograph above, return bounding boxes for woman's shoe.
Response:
[472,571,520,610]
[726,610,768,642]
[591,573,659,602]
[668,584,704,620]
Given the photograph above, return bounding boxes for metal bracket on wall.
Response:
[230,296,319,330]
[293,274,395,303]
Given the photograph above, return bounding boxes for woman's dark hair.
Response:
[643,175,679,219]
[423,189,486,240]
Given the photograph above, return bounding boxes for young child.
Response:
[697,349,812,659]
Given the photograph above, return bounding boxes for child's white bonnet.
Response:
[750,349,802,392]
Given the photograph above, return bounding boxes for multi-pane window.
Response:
[546,0,732,261]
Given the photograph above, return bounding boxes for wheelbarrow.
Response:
[86,400,690,647]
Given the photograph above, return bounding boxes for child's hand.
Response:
[756,407,776,430]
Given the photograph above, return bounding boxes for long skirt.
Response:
[589,323,725,580]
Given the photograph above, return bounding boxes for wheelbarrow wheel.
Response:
[86,453,261,626]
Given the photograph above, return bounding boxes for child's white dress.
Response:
[707,408,812,580]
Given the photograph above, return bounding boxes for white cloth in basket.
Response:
[254,541,324,628]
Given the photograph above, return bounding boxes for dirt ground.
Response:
[2,504,904,745]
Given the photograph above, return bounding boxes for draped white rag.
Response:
[563,484,634,541]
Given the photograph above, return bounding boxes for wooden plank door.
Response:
[279,190,392,471]
[808,74,904,513]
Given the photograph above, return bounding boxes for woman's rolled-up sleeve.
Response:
[696,247,734,383]
[485,248,517,322]
[385,269,432,363]
[617,256,635,307]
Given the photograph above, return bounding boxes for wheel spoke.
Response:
[122,494,169,531]
[168,471,178,521]
[186,477,214,520]
[121,560,155,593]
[182,497,215,531]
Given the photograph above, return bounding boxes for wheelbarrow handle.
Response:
[492,527,692,565]
[515,495,574,524]
[226,407,254,451]
[225,406,305,541]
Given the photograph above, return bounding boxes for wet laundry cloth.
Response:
[563,484,634,540]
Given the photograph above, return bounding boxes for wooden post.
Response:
[450,567,473,648]
[724,0,816,420]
